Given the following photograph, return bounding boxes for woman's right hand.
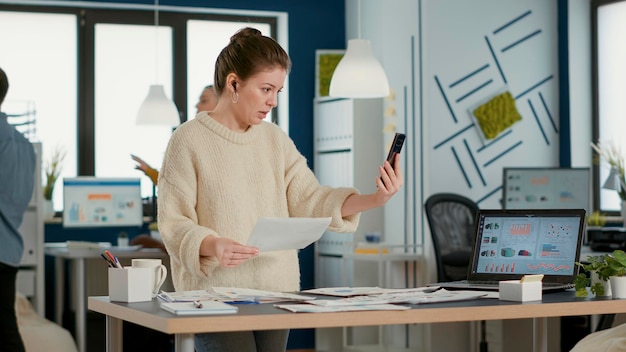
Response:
[201,236,259,268]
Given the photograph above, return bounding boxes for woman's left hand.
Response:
[374,154,404,205]
[340,153,404,217]
[200,236,259,268]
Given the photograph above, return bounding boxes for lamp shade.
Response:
[329,39,390,99]
[136,84,180,126]
[603,167,623,191]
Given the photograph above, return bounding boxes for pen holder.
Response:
[108,267,153,302]
[498,280,542,302]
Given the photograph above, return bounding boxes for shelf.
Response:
[344,243,422,262]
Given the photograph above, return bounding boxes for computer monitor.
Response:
[62,177,143,228]
[502,167,590,213]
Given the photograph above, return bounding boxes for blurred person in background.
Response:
[0,66,36,352]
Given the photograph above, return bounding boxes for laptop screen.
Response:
[468,209,586,283]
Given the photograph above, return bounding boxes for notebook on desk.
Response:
[431,209,586,292]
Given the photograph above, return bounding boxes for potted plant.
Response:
[606,250,626,298]
[576,250,626,298]
[574,253,611,297]
[43,145,66,218]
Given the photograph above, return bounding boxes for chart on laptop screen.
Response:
[474,215,580,276]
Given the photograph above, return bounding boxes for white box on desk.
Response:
[108,267,152,302]
[498,280,542,302]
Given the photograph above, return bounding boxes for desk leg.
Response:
[75,258,86,352]
[533,317,547,352]
[55,256,64,325]
[106,315,123,352]
[378,259,385,345]
[175,333,195,352]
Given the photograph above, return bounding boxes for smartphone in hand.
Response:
[385,133,406,169]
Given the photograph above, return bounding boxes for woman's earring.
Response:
[231,91,239,103]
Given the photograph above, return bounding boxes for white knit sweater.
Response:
[158,113,359,292]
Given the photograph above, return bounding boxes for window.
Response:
[592,0,626,213]
[0,10,77,210]
[93,23,175,199]
[186,20,271,117]
[0,4,281,209]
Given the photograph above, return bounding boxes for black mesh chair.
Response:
[424,193,478,282]
[424,193,487,352]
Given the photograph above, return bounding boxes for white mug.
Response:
[131,258,167,297]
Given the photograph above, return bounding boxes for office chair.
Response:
[424,192,488,352]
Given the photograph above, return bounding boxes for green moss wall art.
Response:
[316,50,344,97]
[471,90,522,142]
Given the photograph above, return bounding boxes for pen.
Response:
[193,300,203,309]
[157,291,173,303]
[228,300,259,305]
[114,257,123,269]
[104,250,123,268]
[100,253,115,268]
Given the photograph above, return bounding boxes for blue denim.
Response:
[194,329,289,352]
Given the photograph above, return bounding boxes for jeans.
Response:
[194,329,289,352]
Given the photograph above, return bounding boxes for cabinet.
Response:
[313,97,385,351]
[313,97,384,256]
[17,142,45,316]
[313,97,423,351]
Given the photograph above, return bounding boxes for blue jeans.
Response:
[194,329,289,352]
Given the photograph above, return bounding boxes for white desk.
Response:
[45,244,168,352]
[342,244,422,288]
[88,290,626,352]
[341,244,421,348]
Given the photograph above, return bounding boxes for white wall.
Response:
[423,0,560,209]
[349,0,593,350]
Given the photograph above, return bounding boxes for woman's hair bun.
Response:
[230,27,262,43]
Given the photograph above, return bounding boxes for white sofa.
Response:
[15,291,78,352]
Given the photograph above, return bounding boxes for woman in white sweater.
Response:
[157,27,403,352]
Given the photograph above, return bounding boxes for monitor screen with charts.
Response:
[502,167,590,213]
[62,177,143,228]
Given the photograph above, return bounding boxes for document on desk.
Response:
[246,217,331,252]
[274,303,411,313]
[306,289,488,307]
[160,300,238,316]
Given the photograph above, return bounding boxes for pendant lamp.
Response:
[136,0,179,126]
[136,85,180,125]
[329,0,390,99]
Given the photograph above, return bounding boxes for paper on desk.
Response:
[246,217,331,252]
[274,303,411,313]
[307,289,488,306]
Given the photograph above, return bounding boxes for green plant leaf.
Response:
[590,282,606,296]
[573,273,590,297]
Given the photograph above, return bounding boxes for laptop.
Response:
[432,208,586,292]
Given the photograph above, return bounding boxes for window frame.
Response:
[0,3,280,176]
[591,0,626,214]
